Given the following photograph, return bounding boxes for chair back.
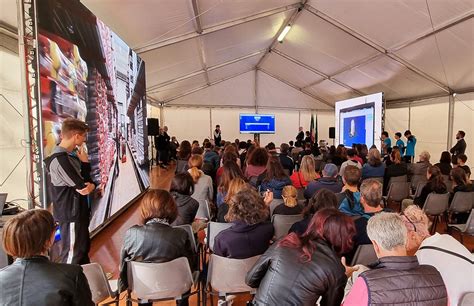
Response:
[82,263,117,304]
[128,258,193,300]
[175,159,189,174]
[413,181,427,198]
[387,182,411,202]
[460,292,474,306]
[269,199,284,215]
[389,175,407,185]
[350,244,378,266]
[207,222,233,252]
[173,224,198,253]
[297,188,305,200]
[449,192,474,213]
[423,193,450,216]
[411,174,427,190]
[464,209,474,235]
[272,214,303,240]
[195,199,211,221]
[442,175,453,192]
[207,254,259,295]
[0,243,8,269]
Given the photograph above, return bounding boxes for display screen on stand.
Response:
[37,0,150,231]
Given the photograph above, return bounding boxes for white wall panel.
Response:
[385,107,410,141]
[0,48,27,208]
[453,93,474,174]
[163,108,211,144]
[317,111,335,144]
[259,110,301,146]
[408,98,449,161]
[211,108,255,143]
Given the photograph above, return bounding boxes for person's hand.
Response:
[263,190,273,206]
[341,256,359,278]
[77,145,89,163]
[76,182,95,195]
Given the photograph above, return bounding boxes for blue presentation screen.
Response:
[239,114,275,134]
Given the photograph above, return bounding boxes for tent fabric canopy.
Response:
[63,0,474,109]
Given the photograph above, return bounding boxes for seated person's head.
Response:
[439,151,451,164]
[225,188,269,224]
[266,142,276,152]
[322,163,338,178]
[346,149,356,158]
[280,208,355,261]
[367,148,382,166]
[390,150,402,164]
[367,212,407,258]
[289,141,294,146]
[265,156,287,180]
[360,179,383,210]
[3,209,56,258]
[305,189,338,217]
[204,142,213,150]
[140,189,178,225]
[224,178,248,203]
[191,146,204,155]
[400,205,431,255]
[170,173,194,196]
[282,185,298,208]
[457,154,467,166]
[343,165,361,187]
[450,167,468,186]
[419,151,431,163]
[280,143,290,155]
[248,147,268,167]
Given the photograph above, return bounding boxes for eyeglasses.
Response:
[401,213,417,232]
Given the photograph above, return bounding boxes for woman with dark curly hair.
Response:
[213,188,274,258]
[246,209,355,306]
[245,147,269,179]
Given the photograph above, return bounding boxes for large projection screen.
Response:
[37,0,149,232]
[335,93,384,150]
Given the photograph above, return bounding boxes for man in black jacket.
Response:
[44,118,96,264]
[450,130,466,159]
[155,126,170,168]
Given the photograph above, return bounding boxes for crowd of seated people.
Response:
[2,131,473,306]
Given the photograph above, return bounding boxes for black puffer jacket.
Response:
[171,191,199,226]
[0,256,93,306]
[246,239,347,306]
[118,221,196,291]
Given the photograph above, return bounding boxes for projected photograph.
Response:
[38,0,149,231]
[343,115,366,147]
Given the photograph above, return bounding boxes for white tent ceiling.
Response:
[2,0,474,110]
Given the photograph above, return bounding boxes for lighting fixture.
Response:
[277,25,291,43]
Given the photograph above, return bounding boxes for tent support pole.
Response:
[447,95,455,150]
[254,70,258,113]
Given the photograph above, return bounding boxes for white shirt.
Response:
[416,233,474,306]
[339,159,362,177]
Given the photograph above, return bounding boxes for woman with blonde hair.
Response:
[188,154,213,211]
[290,155,319,188]
[273,185,303,216]
[217,177,248,222]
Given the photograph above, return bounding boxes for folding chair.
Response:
[205,254,260,306]
[296,188,305,200]
[196,199,212,221]
[410,181,427,199]
[410,174,427,192]
[448,209,474,244]
[272,214,303,240]
[449,192,474,219]
[269,199,284,216]
[350,244,378,266]
[127,257,200,305]
[459,292,474,306]
[206,222,232,253]
[442,175,453,193]
[384,182,410,211]
[0,243,9,269]
[174,224,199,253]
[423,193,450,234]
[81,263,118,305]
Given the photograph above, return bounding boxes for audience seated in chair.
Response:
[434,151,453,176]
[383,150,408,195]
[344,212,448,305]
[408,150,432,179]
[361,148,386,180]
[339,165,367,218]
[457,154,471,180]
[246,208,355,306]
[290,155,319,188]
[259,156,292,199]
[289,189,338,235]
[339,149,362,177]
[188,154,214,207]
[0,210,94,306]
[215,160,245,208]
[402,205,474,306]
[401,166,447,211]
[213,188,274,259]
[278,143,294,176]
[244,147,268,179]
[175,140,192,174]
[273,185,303,216]
[304,163,343,199]
[170,173,199,226]
[119,190,195,306]
[216,178,248,223]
